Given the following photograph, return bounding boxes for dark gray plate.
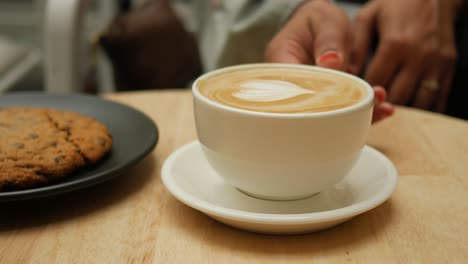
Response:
[0,92,158,202]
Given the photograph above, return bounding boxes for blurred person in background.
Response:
[101,0,467,120]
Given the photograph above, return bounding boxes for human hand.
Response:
[265,0,393,123]
[264,0,351,70]
[351,0,462,112]
[373,86,394,123]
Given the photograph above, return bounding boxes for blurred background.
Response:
[0,0,118,93]
[0,0,44,93]
[0,0,362,95]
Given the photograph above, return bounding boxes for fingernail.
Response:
[318,51,340,65]
[317,51,342,70]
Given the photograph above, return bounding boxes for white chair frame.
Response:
[44,0,116,93]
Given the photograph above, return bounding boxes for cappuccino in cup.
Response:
[197,67,367,114]
[193,64,373,200]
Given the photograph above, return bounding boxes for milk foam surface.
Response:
[197,67,367,113]
[235,80,315,102]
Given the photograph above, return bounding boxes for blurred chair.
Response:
[0,0,42,93]
[44,0,116,93]
[0,36,40,93]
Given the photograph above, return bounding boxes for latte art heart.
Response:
[234,80,315,102]
[197,67,367,114]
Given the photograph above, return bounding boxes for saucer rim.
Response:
[161,141,398,225]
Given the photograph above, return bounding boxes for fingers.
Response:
[264,11,314,64]
[412,66,439,109]
[264,40,312,64]
[391,41,455,109]
[373,86,387,103]
[415,25,456,111]
[372,86,394,123]
[387,59,423,105]
[310,1,352,70]
[350,1,378,75]
[265,0,352,70]
[436,67,455,113]
[373,102,394,123]
[435,44,457,112]
[364,39,403,88]
[317,51,343,70]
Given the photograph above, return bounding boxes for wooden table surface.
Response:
[1,90,467,263]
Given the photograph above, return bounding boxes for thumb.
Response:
[309,1,352,71]
[265,0,351,68]
[264,3,315,64]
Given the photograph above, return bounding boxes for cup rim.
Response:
[192,63,374,118]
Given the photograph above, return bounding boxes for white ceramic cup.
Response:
[193,64,374,200]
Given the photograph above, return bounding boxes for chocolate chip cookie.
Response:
[0,108,112,191]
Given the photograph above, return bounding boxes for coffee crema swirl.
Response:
[197,67,367,114]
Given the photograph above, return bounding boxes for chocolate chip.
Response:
[50,141,57,147]
[13,142,24,149]
[29,133,39,139]
[97,138,107,147]
[18,164,33,169]
[54,155,64,164]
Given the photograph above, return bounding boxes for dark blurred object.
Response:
[447,10,468,120]
[119,0,132,12]
[99,0,202,90]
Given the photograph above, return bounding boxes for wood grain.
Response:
[1,90,467,263]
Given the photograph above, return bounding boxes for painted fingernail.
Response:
[318,51,340,65]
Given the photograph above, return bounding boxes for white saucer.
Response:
[161,141,398,234]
